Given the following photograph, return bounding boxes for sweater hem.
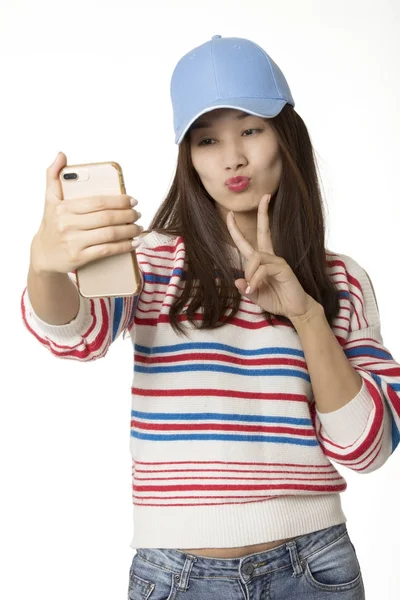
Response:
[129,493,346,549]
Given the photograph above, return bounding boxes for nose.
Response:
[224,147,248,171]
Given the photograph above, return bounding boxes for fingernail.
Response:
[245,284,252,294]
[131,238,143,247]
[130,197,138,206]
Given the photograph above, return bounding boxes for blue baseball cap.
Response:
[170,35,295,145]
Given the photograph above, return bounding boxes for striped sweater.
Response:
[21,231,400,549]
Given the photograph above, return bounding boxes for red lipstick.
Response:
[225,176,250,192]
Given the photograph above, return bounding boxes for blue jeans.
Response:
[128,522,365,599]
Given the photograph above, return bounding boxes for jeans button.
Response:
[243,563,255,576]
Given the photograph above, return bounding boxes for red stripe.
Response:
[134,313,292,329]
[345,337,385,346]
[134,352,307,368]
[133,482,346,493]
[362,365,400,376]
[134,474,344,482]
[131,387,309,402]
[133,459,336,468]
[131,420,316,437]
[134,466,336,474]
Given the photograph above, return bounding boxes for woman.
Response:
[22,35,400,599]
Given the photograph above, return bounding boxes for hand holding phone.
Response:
[30,152,143,297]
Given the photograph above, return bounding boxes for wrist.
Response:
[290,298,324,330]
[29,235,54,277]
[29,262,64,279]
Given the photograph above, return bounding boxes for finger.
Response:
[46,151,67,203]
[235,277,259,299]
[62,208,141,231]
[243,251,262,285]
[66,194,134,214]
[80,238,138,264]
[245,265,270,294]
[257,194,275,255]
[234,278,252,295]
[226,211,254,260]
[76,223,143,249]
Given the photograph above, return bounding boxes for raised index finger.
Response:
[65,194,134,214]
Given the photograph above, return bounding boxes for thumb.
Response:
[46,151,67,202]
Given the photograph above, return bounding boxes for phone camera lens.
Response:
[63,173,78,180]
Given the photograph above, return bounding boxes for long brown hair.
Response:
[144,104,340,338]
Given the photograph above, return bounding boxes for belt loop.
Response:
[285,540,304,578]
[176,555,198,591]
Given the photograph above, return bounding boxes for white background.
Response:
[1,0,399,598]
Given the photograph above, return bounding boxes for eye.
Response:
[198,128,263,146]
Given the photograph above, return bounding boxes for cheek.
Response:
[191,154,216,181]
[267,148,282,177]
[272,152,283,173]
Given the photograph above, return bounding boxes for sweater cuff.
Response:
[315,377,374,446]
[23,280,93,342]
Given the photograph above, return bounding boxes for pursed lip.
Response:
[225,176,250,186]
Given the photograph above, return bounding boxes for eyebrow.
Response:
[190,111,255,131]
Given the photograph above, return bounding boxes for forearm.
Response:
[27,262,80,326]
[291,302,363,413]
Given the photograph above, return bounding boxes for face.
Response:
[189,108,282,221]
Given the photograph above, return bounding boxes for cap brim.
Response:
[175,97,289,144]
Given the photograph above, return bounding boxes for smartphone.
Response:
[59,161,141,298]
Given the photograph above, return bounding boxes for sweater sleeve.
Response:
[311,255,400,474]
[20,270,143,361]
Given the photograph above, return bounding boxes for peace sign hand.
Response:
[226,194,318,321]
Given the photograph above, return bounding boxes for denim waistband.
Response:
[136,521,348,579]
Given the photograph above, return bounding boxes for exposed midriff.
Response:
[178,536,297,558]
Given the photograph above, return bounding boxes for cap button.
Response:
[212,35,222,40]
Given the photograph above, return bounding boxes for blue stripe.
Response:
[143,267,242,284]
[144,268,183,284]
[130,431,320,445]
[112,297,124,341]
[345,346,393,360]
[134,364,311,382]
[135,342,305,357]
[131,409,312,426]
